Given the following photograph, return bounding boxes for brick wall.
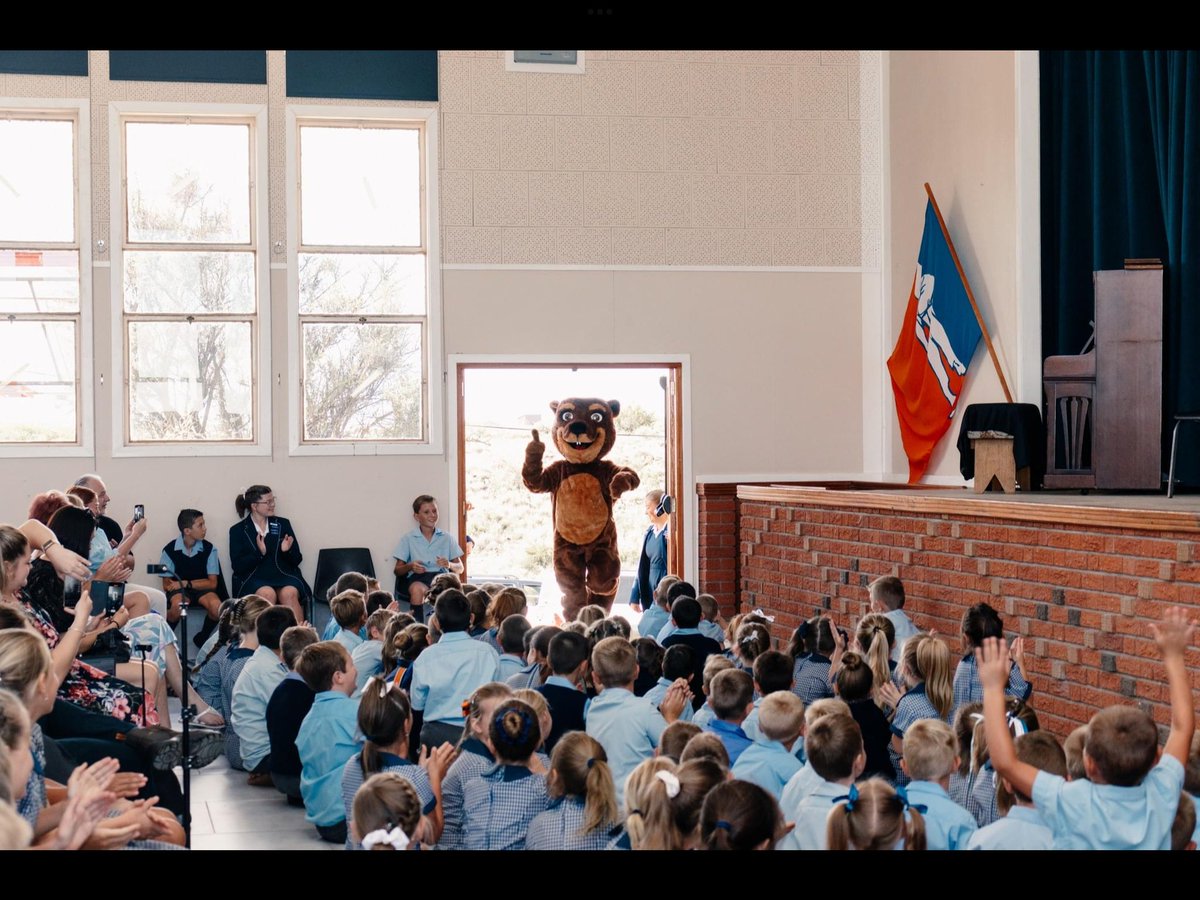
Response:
[698,485,1200,740]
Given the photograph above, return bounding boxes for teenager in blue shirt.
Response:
[392,495,464,622]
[295,641,361,843]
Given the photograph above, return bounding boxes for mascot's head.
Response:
[549,398,620,464]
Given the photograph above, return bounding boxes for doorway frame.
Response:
[448,354,694,588]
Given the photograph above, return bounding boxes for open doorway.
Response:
[456,362,685,624]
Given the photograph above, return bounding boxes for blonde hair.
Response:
[487,587,528,629]
[653,575,681,608]
[701,654,734,694]
[548,732,618,836]
[461,682,513,747]
[0,798,31,851]
[624,756,697,851]
[901,634,953,719]
[0,688,32,806]
[0,629,53,701]
[826,778,925,850]
[352,772,422,850]
[512,688,552,749]
[902,718,958,782]
[330,589,367,629]
[757,691,805,743]
[1063,725,1089,781]
[591,637,636,688]
[804,697,851,729]
[235,596,272,636]
[856,613,895,700]
[696,593,719,622]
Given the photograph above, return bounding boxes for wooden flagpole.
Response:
[924,182,1013,403]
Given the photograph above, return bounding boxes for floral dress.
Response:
[18,598,158,726]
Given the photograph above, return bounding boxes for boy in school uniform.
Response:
[230,606,296,786]
[410,589,501,749]
[159,508,228,648]
[295,641,362,843]
[535,630,591,754]
[702,668,756,765]
[979,605,1196,850]
[636,575,679,642]
[644,645,696,723]
[661,596,723,708]
[779,713,866,851]
[351,608,393,693]
[731,691,805,800]
[329,590,367,655]
[869,575,919,662]
[392,494,465,622]
[692,655,735,729]
[497,615,532,682]
[900,718,978,850]
[656,592,726,647]
[585,636,690,806]
[742,650,794,742]
[266,625,320,804]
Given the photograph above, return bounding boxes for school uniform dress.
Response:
[438,737,496,850]
[790,652,834,707]
[536,675,588,754]
[904,780,978,849]
[266,672,315,798]
[461,762,549,850]
[889,682,947,785]
[585,688,668,807]
[410,630,500,746]
[731,740,803,800]
[965,805,1054,850]
[526,795,616,850]
[341,751,437,849]
[228,515,313,605]
[194,643,231,712]
[1032,754,1184,850]
[951,654,1032,719]
[296,691,363,834]
[230,645,288,772]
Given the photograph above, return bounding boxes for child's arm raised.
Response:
[977,637,1039,799]
[1150,606,1197,767]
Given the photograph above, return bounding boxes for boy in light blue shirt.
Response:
[496,614,532,682]
[585,636,689,806]
[644,645,695,723]
[351,608,392,693]
[230,606,295,783]
[410,589,501,749]
[979,606,1196,851]
[703,668,755,766]
[295,641,361,843]
[636,575,677,642]
[869,575,920,662]
[732,692,804,800]
[692,654,735,729]
[900,718,977,850]
[742,650,794,742]
[780,712,866,850]
[329,590,366,655]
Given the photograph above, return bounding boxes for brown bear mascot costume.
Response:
[523,398,640,621]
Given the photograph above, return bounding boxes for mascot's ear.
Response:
[608,400,621,417]
[549,400,560,414]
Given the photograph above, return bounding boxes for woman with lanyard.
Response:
[229,485,312,625]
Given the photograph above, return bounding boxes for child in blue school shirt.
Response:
[742,650,794,742]
[702,668,755,766]
[779,712,866,850]
[438,681,513,849]
[898,718,978,850]
[295,640,362,844]
[496,615,532,683]
[731,692,804,800]
[330,590,367,656]
[320,571,371,641]
[352,609,394,694]
[966,730,1065,850]
[644,645,695,722]
[692,655,736,729]
[635,575,680,641]
[979,606,1197,850]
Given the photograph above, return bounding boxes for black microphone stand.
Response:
[155,565,198,848]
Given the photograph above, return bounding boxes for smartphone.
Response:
[90,581,126,616]
[268,519,280,537]
[133,504,145,523]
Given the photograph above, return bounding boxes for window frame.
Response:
[285,104,443,456]
[108,100,270,458]
[0,98,93,458]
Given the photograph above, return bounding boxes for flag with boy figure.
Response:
[887,186,1010,483]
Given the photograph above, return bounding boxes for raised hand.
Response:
[975,636,1011,692]
[528,429,545,452]
[280,534,294,553]
[610,471,638,497]
[1150,605,1197,658]
[45,544,92,581]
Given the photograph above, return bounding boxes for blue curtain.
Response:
[1041,51,1200,485]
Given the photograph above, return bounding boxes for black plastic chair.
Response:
[313,548,377,611]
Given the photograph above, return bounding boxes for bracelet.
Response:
[41,538,57,552]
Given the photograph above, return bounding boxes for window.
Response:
[290,108,440,452]
[0,108,89,452]
[112,104,268,453]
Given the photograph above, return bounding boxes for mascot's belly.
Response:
[555,473,608,544]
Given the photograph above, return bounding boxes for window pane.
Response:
[0,119,74,243]
[303,322,421,441]
[0,250,80,313]
[129,321,252,441]
[0,320,76,442]
[300,125,420,247]
[125,122,251,244]
[124,251,255,314]
[298,253,424,315]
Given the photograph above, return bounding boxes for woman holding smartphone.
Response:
[229,484,311,624]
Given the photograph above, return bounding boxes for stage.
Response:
[695,480,1200,737]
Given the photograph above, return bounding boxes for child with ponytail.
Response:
[825,777,927,850]
[887,633,954,785]
[700,779,784,850]
[351,772,424,851]
[437,681,513,849]
[526,732,619,849]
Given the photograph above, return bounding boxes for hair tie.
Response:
[714,820,733,832]
[894,785,928,815]
[629,808,644,818]
[798,621,812,640]
[833,782,859,811]
[750,608,776,623]
[360,825,410,851]
[462,699,472,718]
[586,757,596,769]
[494,706,536,746]
[1006,711,1029,738]
[655,770,681,798]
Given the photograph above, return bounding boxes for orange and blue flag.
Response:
[887,200,981,483]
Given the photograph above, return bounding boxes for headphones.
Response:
[655,494,674,517]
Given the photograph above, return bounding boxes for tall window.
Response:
[118,113,261,445]
[295,117,429,444]
[0,113,83,446]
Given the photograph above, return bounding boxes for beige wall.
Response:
[887,51,1019,479]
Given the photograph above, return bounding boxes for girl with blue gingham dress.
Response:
[888,634,954,786]
[789,616,836,707]
[526,732,620,850]
[437,681,513,849]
